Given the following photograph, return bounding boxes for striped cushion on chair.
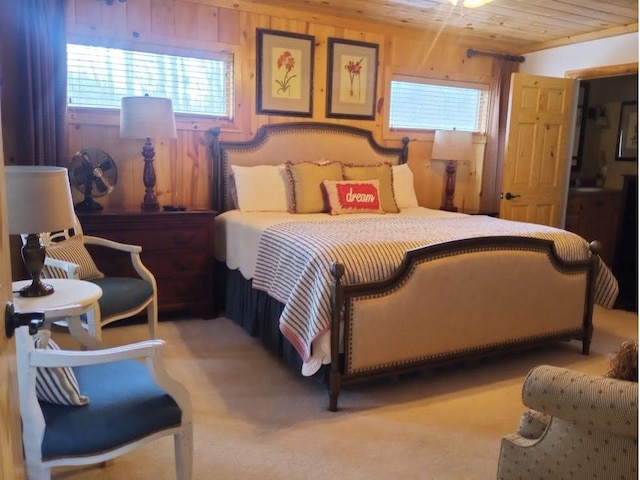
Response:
[44,236,104,280]
[33,331,89,406]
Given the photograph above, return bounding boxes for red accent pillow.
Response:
[322,180,385,215]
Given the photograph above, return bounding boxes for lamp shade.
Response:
[5,166,76,234]
[431,130,473,162]
[120,96,177,140]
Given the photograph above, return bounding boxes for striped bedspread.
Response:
[252,215,619,367]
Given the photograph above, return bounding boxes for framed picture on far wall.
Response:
[615,100,638,161]
[326,38,379,120]
[256,29,314,117]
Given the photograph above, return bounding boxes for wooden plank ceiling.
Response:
[240,0,638,53]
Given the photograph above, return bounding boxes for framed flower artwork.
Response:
[326,38,379,120]
[256,29,314,117]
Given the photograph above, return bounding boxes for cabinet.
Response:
[77,209,216,318]
[564,189,622,268]
[613,175,638,312]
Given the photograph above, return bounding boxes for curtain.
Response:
[480,58,519,214]
[13,0,68,166]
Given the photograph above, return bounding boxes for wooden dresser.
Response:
[564,188,622,269]
[77,209,216,318]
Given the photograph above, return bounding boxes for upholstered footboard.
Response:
[328,236,598,411]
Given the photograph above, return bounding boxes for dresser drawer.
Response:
[565,196,583,215]
[96,228,210,251]
[156,273,209,305]
[142,251,210,274]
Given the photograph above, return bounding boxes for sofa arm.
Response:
[515,409,549,440]
[522,365,637,438]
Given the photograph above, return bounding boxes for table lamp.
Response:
[5,166,76,297]
[120,95,177,212]
[431,129,473,212]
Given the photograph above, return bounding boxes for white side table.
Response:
[12,278,103,350]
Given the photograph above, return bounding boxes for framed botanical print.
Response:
[326,38,379,120]
[256,29,314,117]
[615,100,638,161]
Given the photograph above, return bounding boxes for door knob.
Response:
[504,192,521,200]
[4,302,45,338]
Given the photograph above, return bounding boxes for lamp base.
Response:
[140,138,160,212]
[440,160,458,212]
[20,233,54,297]
[141,201,160,212]
[19,279,54,297]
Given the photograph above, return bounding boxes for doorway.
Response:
[566,66,638,312]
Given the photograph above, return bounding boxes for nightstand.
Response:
[77,208,216,318]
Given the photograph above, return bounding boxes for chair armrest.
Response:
[522,365,638,437]
[82,235,156,288]
[43,257,80,279]
[30,339,192,417]
[82,235,142,253]
[30,339,165,368]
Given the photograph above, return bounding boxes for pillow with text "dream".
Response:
[322,180,385,215]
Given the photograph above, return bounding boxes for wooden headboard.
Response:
[208,122,410,213]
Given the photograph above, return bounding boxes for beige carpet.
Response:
[51,306,637,480]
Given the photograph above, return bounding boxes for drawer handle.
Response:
[172,233,196,246]
[172,260,196,271]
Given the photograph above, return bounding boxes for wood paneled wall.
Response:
[66,0,495,213]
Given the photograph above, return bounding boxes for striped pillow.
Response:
[43,236,104,280]
[33,331,89,406]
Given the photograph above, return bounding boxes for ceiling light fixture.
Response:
[448,0,494,7]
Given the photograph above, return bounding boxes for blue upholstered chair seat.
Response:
[40,358,181,459]
[89,277,154,319]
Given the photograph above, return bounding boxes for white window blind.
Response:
[389,77,489,132]
[67,44,233,118]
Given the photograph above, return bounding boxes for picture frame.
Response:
[256,29,314,117]
[615,100,638,161]
[326,38,379,120]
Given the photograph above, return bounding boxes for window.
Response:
[389,76,489,132]
[67,44,233,119]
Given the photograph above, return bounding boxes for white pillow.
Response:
[392,164,419,209]
[231,164,289,212]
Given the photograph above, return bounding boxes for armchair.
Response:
[15,324,192,480]
[497,364,638,479]
[24,215,158,341]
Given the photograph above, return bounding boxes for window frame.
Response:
[66,34,242,133]
[383,68,491,142]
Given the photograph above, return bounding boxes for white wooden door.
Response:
[0,91,26,478]
[500,73,576,227]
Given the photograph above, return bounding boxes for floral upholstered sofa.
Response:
[497,364,638,479]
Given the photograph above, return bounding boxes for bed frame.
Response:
[208,122,599,411]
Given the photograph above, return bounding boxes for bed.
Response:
[208,122,618,411]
